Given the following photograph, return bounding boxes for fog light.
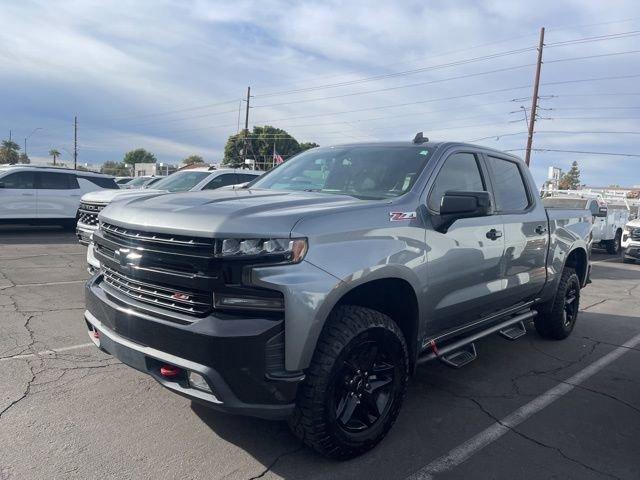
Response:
[188,371,212,393]
[214,294,284,311]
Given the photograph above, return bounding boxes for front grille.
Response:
[102,222,214,251]
[77,202,107,227]
[102,266,212,316]
[631,229,640,240]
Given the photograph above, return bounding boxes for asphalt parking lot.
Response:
[1,227,639,480]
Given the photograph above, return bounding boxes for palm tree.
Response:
[49,149,61,165]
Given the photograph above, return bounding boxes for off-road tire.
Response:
[534,268,580,340]
[606,231,622,254]
[288,305,409,459]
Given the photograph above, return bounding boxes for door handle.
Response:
[486,229,502,240]
[535,225,548,234]
[21,193,34,196]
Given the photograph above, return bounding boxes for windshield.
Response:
[249,146,431,199]
[151,171,211,192]
[126,177,149,187]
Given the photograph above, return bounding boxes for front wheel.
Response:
[289,305,409,459]
[606,231,622,254]
[535,268,580,340]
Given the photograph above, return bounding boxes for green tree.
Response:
[123,148,157,165]
[182,155,205,165]
[299,142,319,152]
[101,160,130,176]
[18,153,30,164]
[558,161,581,190]
[48,149,61,165]
[0,140,21,164]
[223,126,318,168]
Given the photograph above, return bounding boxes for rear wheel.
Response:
[606,231,621,254]
[535,268,580,340]
[289,305,409,459]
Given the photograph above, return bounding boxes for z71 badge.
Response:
[389,211,417,222]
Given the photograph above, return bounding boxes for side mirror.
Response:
[435,191,492,232]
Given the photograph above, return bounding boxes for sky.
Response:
[1,0,639,188]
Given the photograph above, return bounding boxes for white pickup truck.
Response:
[543,193,630,255]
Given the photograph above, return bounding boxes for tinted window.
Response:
[203,174,238,190]
[487,156,529,211]
[81,176,118,189]
[238,173,260,183]
[250,146,431,199]
[38,172,76,189]
[1,172,36,189]
[428,153,485,212]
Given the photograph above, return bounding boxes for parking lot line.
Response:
[0,342,94,362]
[406,331,640,480]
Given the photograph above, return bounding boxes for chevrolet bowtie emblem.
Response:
[114,248,142,269]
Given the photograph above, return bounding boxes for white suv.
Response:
[78,167,261,245]
[0,165,117,228]
[622,218,640,264]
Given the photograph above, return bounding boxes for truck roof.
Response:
[321,141,523,162]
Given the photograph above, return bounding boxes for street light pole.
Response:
[24,127,43,157]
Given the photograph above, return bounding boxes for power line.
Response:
[545,30,640,47]
[251,64,535,109]
[507,148,640,157]
[545,49,640,64]
[253,46,537,98]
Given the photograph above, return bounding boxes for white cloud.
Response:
[0,0,638,186]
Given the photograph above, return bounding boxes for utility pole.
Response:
[525,27,545,167]
[242,86,251,164]
[9,130,11,142]
[73,115,78,170]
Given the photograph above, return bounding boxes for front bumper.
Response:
[85,275,303,419]
[622,245,640,259]
[76,223,96,246]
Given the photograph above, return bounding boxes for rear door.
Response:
[484,155,548,304]
[0,171,37,219]
[36,172,81,219]
[424,150,506,334]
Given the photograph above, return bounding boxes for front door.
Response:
[0,171,37,219]
[423,151,506,336]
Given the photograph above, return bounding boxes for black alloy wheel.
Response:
[331,334,399,434]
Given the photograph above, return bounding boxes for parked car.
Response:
[120,176,154,189]
[77,167,261,246]
[115,176,134,187]
[84,139,591,459]
[621,218,640,263]
[543,192,629,254]
[0,165,117,228]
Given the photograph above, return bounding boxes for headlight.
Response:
[216,238,308,263]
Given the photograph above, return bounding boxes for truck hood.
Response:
[626,218,640,228]
[81,188,165,204]
[99,188,375,238]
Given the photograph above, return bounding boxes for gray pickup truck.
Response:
[84,137,592,459]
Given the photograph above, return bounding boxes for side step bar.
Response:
[417,310,537,366]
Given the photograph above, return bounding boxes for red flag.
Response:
[273,146,284,165]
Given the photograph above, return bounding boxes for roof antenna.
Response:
[413,132,428,144]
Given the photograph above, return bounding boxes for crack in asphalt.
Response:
[246,447,304,480]
[434,385,623,480]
